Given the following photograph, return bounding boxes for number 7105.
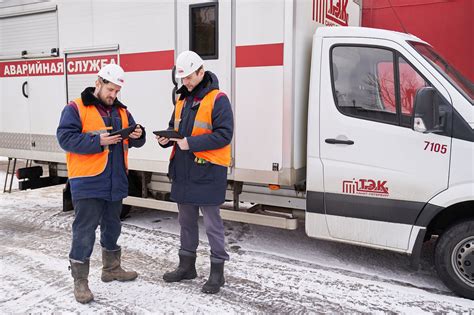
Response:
[424,141,448,154]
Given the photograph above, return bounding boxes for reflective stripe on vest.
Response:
[66,97,129,179]
[171,89,231,167]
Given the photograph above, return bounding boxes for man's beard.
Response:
[98,91,115,106]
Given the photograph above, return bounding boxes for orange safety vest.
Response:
[171,89,231,167]
[66,98,129,179]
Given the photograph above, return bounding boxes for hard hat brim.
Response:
[99,76,124,87]
[174,72,191,79]
[175,66,201,79]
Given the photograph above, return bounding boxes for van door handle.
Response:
[22,81,29,98]
[325,138,354,145]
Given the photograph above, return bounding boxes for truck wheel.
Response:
[434,220,474,299]
[120,171,143,220]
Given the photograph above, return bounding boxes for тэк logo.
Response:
[343,178,389,197]
[313,0,349,26]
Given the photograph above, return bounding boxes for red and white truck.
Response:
[0,0,473,298]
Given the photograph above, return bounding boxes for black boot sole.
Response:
[163,271,197,283]
[201,279,225,294]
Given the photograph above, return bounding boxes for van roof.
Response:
[316,26,427,45]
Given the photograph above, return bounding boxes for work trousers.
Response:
[69,198,122,263]
[178,204,229,262]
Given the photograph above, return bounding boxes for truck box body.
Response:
[0,0,361,186]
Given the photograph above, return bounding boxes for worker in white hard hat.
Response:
[156,50,234,294]
[97,63,126,105]
[57,62,146,304]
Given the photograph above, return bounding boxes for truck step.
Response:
[123,196,298,230]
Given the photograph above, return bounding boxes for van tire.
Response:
[434,220,474,299]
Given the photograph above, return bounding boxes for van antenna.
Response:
[387,0,408,34]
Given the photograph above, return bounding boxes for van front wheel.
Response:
[435,220,474,299]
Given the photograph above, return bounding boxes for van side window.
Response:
[190,3,218,59]
[332,46,397,124]
[375,56,430,127]
[398,57,429,126]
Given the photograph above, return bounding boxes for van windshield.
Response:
[409,41,474,104]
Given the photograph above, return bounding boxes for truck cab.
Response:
[306,26,474,299]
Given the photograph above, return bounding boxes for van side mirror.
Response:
[412,87,442,133]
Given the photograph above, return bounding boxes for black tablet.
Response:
[109,124,137,139]
[153,130,184,139]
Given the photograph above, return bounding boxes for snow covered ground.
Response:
[0,157,473,313]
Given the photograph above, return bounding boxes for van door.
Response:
[175,0,232,106]
[319,37,452,250]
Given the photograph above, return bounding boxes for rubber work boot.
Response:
[163,254,197,282]
[202,261,225,294]
[101,248,138,282]
[70,260,94,304]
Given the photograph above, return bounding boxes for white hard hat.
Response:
[98,63,125,87]
[175,51,204,79]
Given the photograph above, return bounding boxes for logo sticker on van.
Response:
[342,179,389,197]
[313,0,350,26]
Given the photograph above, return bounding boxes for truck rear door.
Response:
[0,3,62,160]
[319,36,452,251]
